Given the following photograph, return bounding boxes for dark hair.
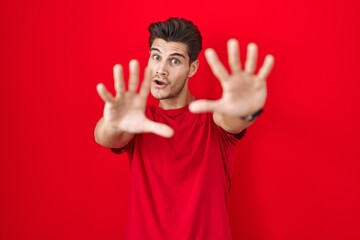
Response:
[148,17,202,63]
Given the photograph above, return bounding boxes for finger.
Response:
[139,67,151,98]
[189,99,220,113]
[128,59,139,93]
[227,39,242,73]
[144,120,174,138]
[113,64,125,97]
[96,83,115,102]
[205,48,230,83]
[245,43,258,74]
[257,54,275,80]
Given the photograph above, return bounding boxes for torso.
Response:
[123,105,245,240]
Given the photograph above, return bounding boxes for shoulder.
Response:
[211,113,247,142]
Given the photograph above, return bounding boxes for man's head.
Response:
[147,18,202,105]
[148,17,202,63]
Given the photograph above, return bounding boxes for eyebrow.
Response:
[150,47,186,59]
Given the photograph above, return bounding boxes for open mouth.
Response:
[154,79,168,88]
[155,80,165,85]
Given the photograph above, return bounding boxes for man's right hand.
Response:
[95,60,174,148]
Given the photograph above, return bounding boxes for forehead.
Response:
[150,38,189,58]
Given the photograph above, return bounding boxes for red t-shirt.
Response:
[115,105,246,240]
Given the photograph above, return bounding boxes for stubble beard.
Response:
[151,77,188,101]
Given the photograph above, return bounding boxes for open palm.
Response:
[189,39,274,117]
[97,60,173,138]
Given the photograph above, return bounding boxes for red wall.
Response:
[1,0,359,239]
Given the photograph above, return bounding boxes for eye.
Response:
[152,54,160,61]
[171,58,180,65]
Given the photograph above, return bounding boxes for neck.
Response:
[159,88,194,110]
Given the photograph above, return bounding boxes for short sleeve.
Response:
[110,146,127,154]
[109,137,135,155]
[232,128,247,140]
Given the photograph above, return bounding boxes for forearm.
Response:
[213,112,252,134]
[94,118,135,148]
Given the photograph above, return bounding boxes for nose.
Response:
[156,62,168,77]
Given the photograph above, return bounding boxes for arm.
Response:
[212,112,252,134]
[94,117,135,149]
[189,39,274,133]
[94,60,174,149]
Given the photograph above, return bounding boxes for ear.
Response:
[188,59,199,78]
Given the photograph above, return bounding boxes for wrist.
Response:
[241,108,263,122]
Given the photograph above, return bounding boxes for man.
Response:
[95,17,274,240]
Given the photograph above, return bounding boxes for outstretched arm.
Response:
[94,60,174,148]
[189,39,274,133]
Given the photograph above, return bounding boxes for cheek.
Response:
[171,75,187,88]
[172,68,188,78]
[147,62,155,74]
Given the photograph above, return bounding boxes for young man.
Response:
[95,18,274,240]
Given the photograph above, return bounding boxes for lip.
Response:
[153,78,169,89]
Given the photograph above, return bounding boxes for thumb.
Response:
[143,120,174,138]
[189,99,219,113]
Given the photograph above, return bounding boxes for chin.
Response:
[150,88,167,100]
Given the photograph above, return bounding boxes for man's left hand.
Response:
[189,39,274,118]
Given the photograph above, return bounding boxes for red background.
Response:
[1,0,359,239]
